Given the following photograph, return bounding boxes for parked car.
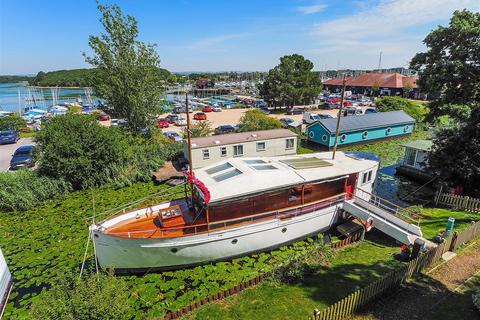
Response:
[259,107,271,114]
[173,106,193,114]
[279,117,295,128]
[165,114,179,124]
[156,118,170,128]
[318,114,333,119]
[343,101,353,107]
[163,131,183,142]
[202,106,213,112]
[364,108,377,114]
[10,145,35,170]
[343,106,363,116]
[286,107,302,115]
[194,112,207,120]
[98,112,110,121]
[175,117,187,126]
[214,125,236,135]
[212,106,222,112]
[302,112,324,124]
[0,130,20,144]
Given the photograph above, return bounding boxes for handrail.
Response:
[104,193,346,238]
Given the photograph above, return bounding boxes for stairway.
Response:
[343,189,423,245]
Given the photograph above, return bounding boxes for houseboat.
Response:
[0,249,12,318]
[91,152,379,272]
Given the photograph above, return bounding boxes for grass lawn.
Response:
[20,131,36,138]
[186,232,403,320]
[419,208,480,239]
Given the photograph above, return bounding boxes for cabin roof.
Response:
[190,129,297,149]
[307,110,415,134]
[401,139,433,151]
[194,151,378,203]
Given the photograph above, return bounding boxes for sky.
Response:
[0,0,479,74]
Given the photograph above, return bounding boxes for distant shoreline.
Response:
[27,85,91,89]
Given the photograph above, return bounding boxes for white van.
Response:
[303,112,333,124]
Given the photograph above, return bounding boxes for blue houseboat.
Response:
[306,110,415,149]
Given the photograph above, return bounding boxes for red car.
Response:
[194,112,207,120]
[156,118,170,128]
[98,113,110,121]
[202,106,213,112]
[343,101,353,107]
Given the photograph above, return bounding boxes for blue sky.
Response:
[0,0,479,74]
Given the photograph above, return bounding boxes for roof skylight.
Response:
[213,168,243,182]
[206,162,233,175]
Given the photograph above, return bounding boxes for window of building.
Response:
[233,145,244,157]
[404,148,416,166]
[362,170,373,184]
[386,127,392,135]
[202,149,210,160]
[286,138,295,150]
[340,134,347,142]
[362,131,368,139]
[321,134,328,142]
[220,147,227,157]
[309,131,315,138]
[257,142,266,151]
[404,125,409,132]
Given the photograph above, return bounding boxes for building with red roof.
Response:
[323,72,420,98]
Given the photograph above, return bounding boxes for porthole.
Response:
[282,227,287,233]
[308,131,315,138]
[340,134,346,142]
[94,234,99,238]
[404,125,409,132]
[171,248,178,253]
[362,131,368,139]
[231,239,238,244]
[321,134,328,142]
[386,127,392,135]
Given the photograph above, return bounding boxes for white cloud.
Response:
[297,4,327,15]
[307,0,480,68]
[187,33,250,50]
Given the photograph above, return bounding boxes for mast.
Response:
[185,92,195,203]
[332,74,347,160]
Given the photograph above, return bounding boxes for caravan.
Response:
[1,249,12,318]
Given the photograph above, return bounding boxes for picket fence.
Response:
[309,220,480,320]
[434,192,480,213]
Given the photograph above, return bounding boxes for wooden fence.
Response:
[309,220,480,320]
[434,192,480,213]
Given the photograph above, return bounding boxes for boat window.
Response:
[213,168,243,182]
[251,165,277,170]
[256,142,266,151]
[361,170,373,184]
[202,149,210,160]
[233,145,244,157]
[220,147,227,157]
[206,162,233,175]
[243,160,266,164]
[285,138,295,150]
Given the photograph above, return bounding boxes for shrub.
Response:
[238,109,283,132]
[375,96,429,129]
[0,170,71,212]
[473,291,480,311]
[182,120,213,138]
[0,114,26,131]
[30,272,132,320]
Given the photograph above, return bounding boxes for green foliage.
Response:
[182,120,213,138]
[371,80,380,94]
[85,3,164,132]
[30,272,132,320]
[375,96,429,129]
[238,109,283,132]
[410,10,480,120]
[0,114,26,131]
[428,112,480,197]
[35,114,166,190]
[30,69,97,87]
[0,170,71,211]
[473,290,480,311]
[260,54,322,107]
[0,75,33,83]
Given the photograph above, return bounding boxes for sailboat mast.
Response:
[332,74,347,160]
[185,92,195,205]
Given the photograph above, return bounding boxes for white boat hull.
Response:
[91,203,343,272]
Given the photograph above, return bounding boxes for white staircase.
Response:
[343,189,423,245]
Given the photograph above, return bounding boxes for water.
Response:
[0,83,94,113]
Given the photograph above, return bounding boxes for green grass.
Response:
[20,131,36,138]
[418,207,480,239]
[187,233,402,320]
[299,130,429,167]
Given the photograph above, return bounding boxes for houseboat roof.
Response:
[190,129,297,149]
[401,139,433,151]
[307,110,415,134]
[194,151,378,203]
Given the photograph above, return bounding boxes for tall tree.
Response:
[410,10,480,121]
[260,54,322,108]
[85,3,163,132]
[237,109,283,132]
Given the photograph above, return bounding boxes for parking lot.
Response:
[0,137,34,172]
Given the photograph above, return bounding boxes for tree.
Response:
[0,114,26,131]
[410,10,480,121]
[237,109,283,132]
[375,96,428,129]
[403,82,413,98]
[84,4,163,132]
[428,111,480,197]
[182,120,213,138]
[30,272,132,320]
[371,80,380,96]
[260,54,322,108]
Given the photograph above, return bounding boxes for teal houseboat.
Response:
[306,110,415,149]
